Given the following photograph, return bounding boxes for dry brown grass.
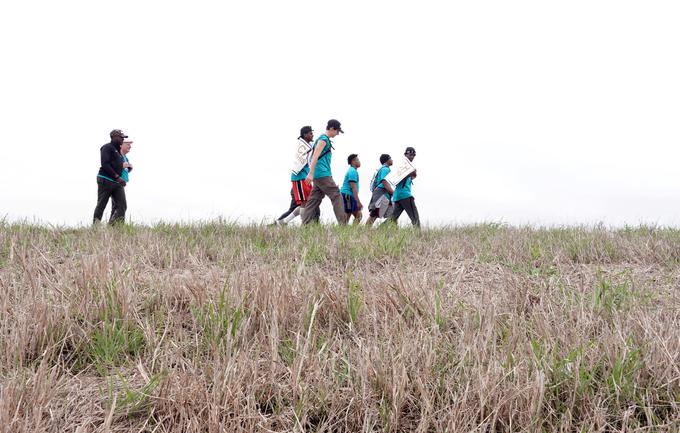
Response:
[0,222,679,432]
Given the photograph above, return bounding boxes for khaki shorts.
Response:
[368,189,391,218]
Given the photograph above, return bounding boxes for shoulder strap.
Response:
[316,136,334,159]
[370,168,380,192]
[299,138,313,152]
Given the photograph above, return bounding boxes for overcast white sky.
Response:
[1,1,679,227]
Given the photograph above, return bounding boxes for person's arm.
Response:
[350,182,362,209]
[305,141,326,184]
[411,170,417,180]
[380,179,394,195]
[101,146,125,185]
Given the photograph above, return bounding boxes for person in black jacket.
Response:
[93,129,128,225]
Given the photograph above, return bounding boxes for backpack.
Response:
[369,167,381,192]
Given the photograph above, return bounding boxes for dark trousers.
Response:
[110,198,123,223]
[93,177,126,224]
[277,189,298,221]
[389,197,420,227]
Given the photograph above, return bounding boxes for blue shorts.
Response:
[342,194,358,214]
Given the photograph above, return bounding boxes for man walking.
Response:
[93,129,128,225]
[340,154,363,224]
[110,140,133,221]
[365,153,394,226]
[276,126,319,224]
[389,147,420,227]
[301,119,347,225]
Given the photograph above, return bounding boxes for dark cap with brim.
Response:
[110,129,128,139]
[327,119,344,134]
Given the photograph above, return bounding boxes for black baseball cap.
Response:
[380,154,391,164]
[299,126,313,138]
[110,129,128,139]
[347,153,358,165]
[405,146,416,155]
[327,119,344,133]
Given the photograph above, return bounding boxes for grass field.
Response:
[0,222,679,432]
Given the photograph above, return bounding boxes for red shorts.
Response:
[292,180,312,205]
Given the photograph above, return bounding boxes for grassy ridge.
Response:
[0,223,679,432]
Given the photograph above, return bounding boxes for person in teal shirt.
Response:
[340,154,363,224]
[392,176,413,202]
[111,140,133,221]
[389,147,420,227]
[301,119,348,225]
[121,155,131,182]
[366,154,394,226]
[275,126,319,225]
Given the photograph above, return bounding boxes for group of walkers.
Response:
[275,119,420,227]
[92,120,420,227]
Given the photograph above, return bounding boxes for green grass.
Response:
[192,285,247,353]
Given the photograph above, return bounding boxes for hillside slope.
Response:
[1,223,679,432]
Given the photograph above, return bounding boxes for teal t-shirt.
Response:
[121,155,130,183]
[375,165,390,190]
[291,165,309,181]
[340,166,359,196]
[312,135,333,179]
[392,176,413,202]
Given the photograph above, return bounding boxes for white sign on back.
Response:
[291,139,313,175]
[385,157,416,187]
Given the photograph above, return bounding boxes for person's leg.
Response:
[401,197,420,227]
[317,177,347,225]
[109,185,127,225]
[366,189,383,226]
[110,196,118,222]
[300,204,319,222]
[277,189,297,221]
[301,183,325,225]
[341,194,354,224]
[287,180,313,223]
[411,199,421,227]
[388,200,405,224]
[282,206,300,223]
[93,178,114,223]
[379,196,393,219]
[349,195,361,225]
